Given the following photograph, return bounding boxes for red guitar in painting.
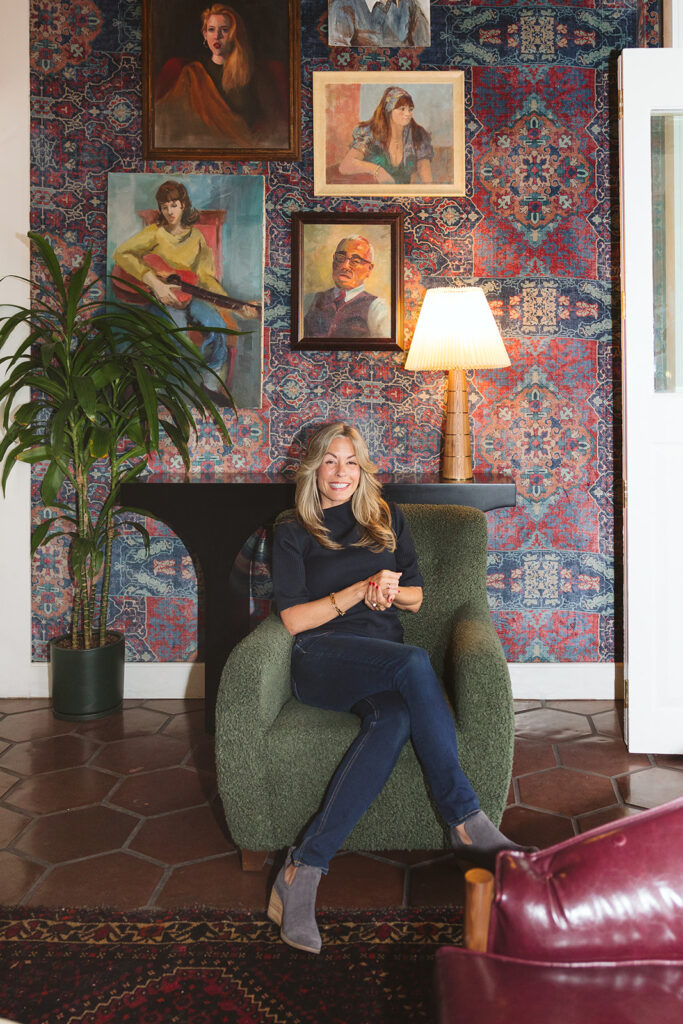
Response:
[112,253,261,315]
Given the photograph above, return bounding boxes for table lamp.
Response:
[404,287,511,481]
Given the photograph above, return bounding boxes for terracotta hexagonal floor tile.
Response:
[5,766,117,815]
[25,852,165,909]
[317,852,406,909]
[0,851,45,903]
[409,853,466,907]
[545,700,617,715]
[592,708,625,739]
[617,767,683,809]
[499,805,574,849]
[0,734,100,775]
[513,701,543,713]
[0,707,74,742]
[156,852,270,910]
[654,753,683,771]
[13,805,138,863]
[90,734,189,775]
[0,805,30,845]
[371,849,454,867]
[0,767,18,799]
[512,737,557,776]
[109,766,216,815]
[144,699,203,716]
[128,804,232,864]
[161,709,206,742]
[513,708,593,743]
[75,707,169,742]
[576,804,643,833]
[0,699,51,715]
[558,735,651,776]
[187,735,216,773]
[517,766,616,817]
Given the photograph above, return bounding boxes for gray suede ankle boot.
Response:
[267,847,322,954]
[450,811,538,872]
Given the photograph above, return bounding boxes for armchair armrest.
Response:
[217,613,293,730]
[448,602,514,826]
[215,614,293,847]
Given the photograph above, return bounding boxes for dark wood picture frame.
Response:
[291,212,404,352]
[143,0,301,162]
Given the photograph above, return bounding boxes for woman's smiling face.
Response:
[316,436,361,509]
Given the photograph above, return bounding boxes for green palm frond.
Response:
[0,232,236,648]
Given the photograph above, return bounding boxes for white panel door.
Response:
[619,48,683,752]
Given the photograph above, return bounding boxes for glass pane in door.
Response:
[652,113,683,392]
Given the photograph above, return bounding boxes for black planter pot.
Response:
[50,632,125,721]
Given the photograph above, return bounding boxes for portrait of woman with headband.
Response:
[338,86,434,186]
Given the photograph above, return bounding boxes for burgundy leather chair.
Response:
[436,797,683,1024]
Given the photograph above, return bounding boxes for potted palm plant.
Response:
[0,232,236,720]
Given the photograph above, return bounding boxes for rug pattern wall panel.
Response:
[27,0,655,663]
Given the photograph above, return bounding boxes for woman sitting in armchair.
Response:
[267,421,533,954]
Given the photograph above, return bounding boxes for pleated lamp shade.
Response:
[404,287,510,480]
[404,287,510,371]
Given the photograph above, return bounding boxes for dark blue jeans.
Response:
[290,631,480,872]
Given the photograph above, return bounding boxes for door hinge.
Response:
[622,479,627,510]
[623,676,629,709]
[618,89,623,120]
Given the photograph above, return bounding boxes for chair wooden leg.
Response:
[464,867,494,951]
[240,849,268,872]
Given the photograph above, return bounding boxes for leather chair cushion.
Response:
[435,948,683,1024]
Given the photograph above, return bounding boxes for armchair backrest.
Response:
[487,796,683,962]
[399,504,490,679]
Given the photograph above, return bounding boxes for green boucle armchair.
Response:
[215,504,514,869]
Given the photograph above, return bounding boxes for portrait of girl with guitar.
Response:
[113,179,261,406]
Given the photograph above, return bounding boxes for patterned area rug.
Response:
[0,906,462,1023]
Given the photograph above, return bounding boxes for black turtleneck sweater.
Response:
[272,501,423,643]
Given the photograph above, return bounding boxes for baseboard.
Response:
[0,662,623,701]
[509,662,624,701]
[0,662,204,700]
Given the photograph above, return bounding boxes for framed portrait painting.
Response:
[291,211,404,352]
[313,70,465,197]
[328,0,430,48]
[107,172,265,409]
[142,0,301,161]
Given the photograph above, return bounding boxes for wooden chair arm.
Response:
[464,867,495,951]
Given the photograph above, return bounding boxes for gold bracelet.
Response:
[329,592,345,617]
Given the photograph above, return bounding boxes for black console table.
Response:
[120,473,516,731]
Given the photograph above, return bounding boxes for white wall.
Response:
[0,2,620,701]
[663,0,683,46]
[0,0,43,695]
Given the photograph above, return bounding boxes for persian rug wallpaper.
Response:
[27,0,658,664]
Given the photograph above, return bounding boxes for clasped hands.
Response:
[364,570,402,612]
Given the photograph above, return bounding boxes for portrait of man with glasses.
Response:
[303,235,390,339]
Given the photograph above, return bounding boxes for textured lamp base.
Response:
[442,367,472,480]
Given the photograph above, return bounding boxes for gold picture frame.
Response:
[313,70,465,197]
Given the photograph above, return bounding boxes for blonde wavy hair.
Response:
[295,422,396,552]
[201,3,253,91]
